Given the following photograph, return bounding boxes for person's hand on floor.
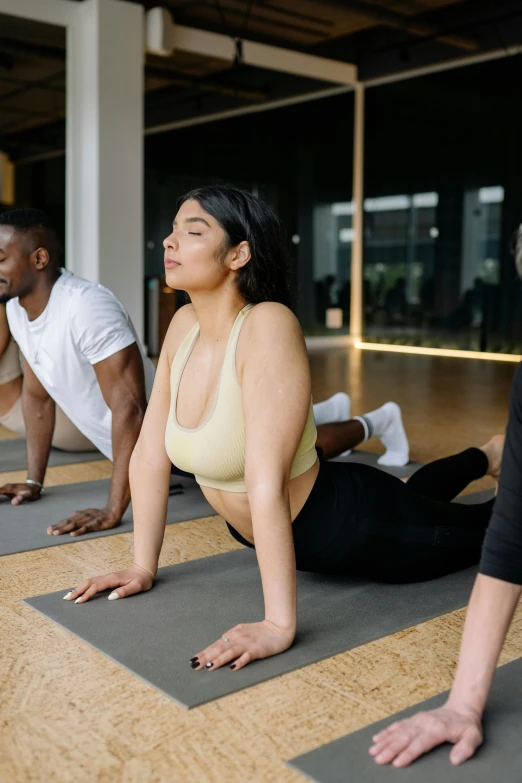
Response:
[369,703,483,767]
[190,620,295,672]
[47,506,121,536]
[0,482,42,505]
[64,565,155,604]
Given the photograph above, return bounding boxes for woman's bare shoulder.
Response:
[244,302,303,344]
[163,303,198,363]
[237,302,307,383]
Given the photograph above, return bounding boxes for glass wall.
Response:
[362,187,504,350]
[362,55,522,354]
[313,202,353,331]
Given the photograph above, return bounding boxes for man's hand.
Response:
[0,482,42,505]
[47,507,122,537]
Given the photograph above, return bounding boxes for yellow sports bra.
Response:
[165,304,318,493]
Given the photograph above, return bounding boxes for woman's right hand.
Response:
[64,565,155,604]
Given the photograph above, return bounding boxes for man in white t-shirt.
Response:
[0,208,156,536]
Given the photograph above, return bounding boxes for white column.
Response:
[66,0,145,339]
[350,83,365,341]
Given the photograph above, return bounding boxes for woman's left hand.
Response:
[190,620,295,672]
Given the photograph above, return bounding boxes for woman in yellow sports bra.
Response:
[69,185,503,673]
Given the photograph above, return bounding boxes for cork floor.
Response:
[1,346,521,783]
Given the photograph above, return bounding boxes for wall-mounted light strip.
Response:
[354,340,521,363]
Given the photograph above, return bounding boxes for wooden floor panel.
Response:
[1,347,519,782]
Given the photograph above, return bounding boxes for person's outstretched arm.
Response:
[47,342,147,536]
[370,575,520,768]
[190,303,312,672]
[66,309,187,603]
[0,356,55,504]
[370,362,522,768]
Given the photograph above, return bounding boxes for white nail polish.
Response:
[74,598,81,604]
[108,592,119,601]
[63,591,73,600]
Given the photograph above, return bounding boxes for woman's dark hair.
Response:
[179,184,294,309]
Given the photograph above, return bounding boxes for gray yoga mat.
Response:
[332,450,423,479]
[0,436,105,472]
[1,477,215,556]
[288,656,522,783]
[24,491,493,708]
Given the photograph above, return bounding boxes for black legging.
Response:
[227,448,495,583]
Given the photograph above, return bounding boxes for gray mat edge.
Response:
[285,657,517,782]
[1,477,217,557]
[22,597,190,710]
[28,581,415,711]
[286,761,322,783]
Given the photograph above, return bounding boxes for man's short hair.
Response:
[0,208,62,264]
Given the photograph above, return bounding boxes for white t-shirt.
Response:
[6,270,156,460]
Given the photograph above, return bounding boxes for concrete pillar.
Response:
[66,0,144,339]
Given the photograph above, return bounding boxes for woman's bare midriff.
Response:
[199,458,320,545]
[0,377,22,417]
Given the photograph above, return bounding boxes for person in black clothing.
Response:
[370,225,522,769]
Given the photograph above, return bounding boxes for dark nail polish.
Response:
[190,657,198,663]
[205,662,213,669]
[191,661,200,669]
[230,664,236,670]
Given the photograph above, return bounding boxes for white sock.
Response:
[363,402,409,467]
[313,392,351,426]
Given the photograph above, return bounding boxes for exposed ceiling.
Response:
[0,0,521,163]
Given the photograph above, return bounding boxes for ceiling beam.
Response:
[0,0,74,27]
[173,24,358,84]
[0,33,265,103]
[317,0,478,52]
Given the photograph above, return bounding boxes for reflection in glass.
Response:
[313,187,507,351]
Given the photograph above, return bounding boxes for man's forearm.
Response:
[106,403,145,517]
[22,391,55,484]
[447,574,522,716]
